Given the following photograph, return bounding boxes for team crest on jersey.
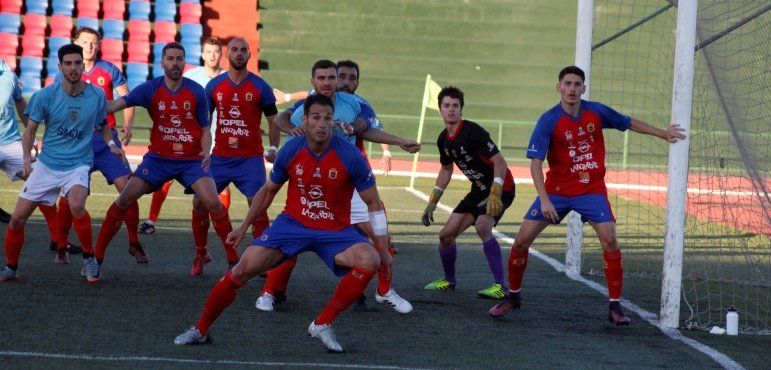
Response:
[97,77,105,86]
[184,101,191,110]
[70,110,78,121]
[158,101,166,111]
[587,122,595,133]
[232,93,239,102]
[171,101,178,110]
[564,130,573,141]
[217,92,223,101]
[246,92,253,101]
[328,168,338,179]
[313,167,322,178]
[295,164,303,176]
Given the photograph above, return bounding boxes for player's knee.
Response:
[438,229,455,245]
[512,236,532,250]
[474,219,494,238]
[9,215,27,229]
[600,237,619,252]
[69,203,87,218]
[203,198,223,212]
[357,248,380,270]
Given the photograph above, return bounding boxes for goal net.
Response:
[584,0,769,333]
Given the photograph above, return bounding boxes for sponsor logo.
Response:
[158,101,166,111]
[170,115,182,127]
[295,164,303,176]
[527,144,538,153]
[57,127,85,139]
[260,234,268,241]
[531,209,538,217]
[564,130,573,141]
[577,140,590,153]
[309,185,323,199]
[217,92,223,101]
[229,106,241,118]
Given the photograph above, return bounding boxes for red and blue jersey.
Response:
[123,77,209,160]
[205,72,276,157]
[54,59,126,129]
[527,100,631,195]
[270,135,376,231]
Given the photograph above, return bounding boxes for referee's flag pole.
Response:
[409,74,432,189]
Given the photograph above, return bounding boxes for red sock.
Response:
[192,209,210,250]
[95,203,127,261]
[56,197,73,250]
[147,181,172,223]
[219,188,231,210]
[72,211,93,254]
[251,211,270,239]
[209,207,238,263]
[263,256,297,295]
[38,204,58,241]
[315,266,376,325]
[125,201,140,244]
[604,249,623,300]
[4,225,24,267]
[507,247,529,291]
[376,243,395,295]
[194,271,246,335]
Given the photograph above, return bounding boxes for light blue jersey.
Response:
[24,82,107,171]
[289,92,374,145]
[184,67,222,144]
[0,59,23,146]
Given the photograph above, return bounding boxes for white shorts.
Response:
[19,161,91,206]
[0,141,24,181]
[350,190,369,224]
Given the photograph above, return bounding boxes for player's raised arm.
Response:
[226,179,283,247]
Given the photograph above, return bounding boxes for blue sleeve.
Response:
[257,79,276,106]
[194,86,210,128]
[204,79,216,116]
[52,72,61,84]
[107,62,126,88]
[289,101,305,127]
[24,89,47,124]
[95,89,107,129]
[290,99,303,112]
[526,113,555,160]
[341,142,376,192]
[123,80,153,108]
[12,77,21,100]
[269,138,298,185]
[592,102,631,131]
[357,101,376,131]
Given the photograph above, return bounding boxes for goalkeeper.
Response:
[421,86,515,299]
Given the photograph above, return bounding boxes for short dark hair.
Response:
[203,37,222,49]
[73,26,101,41]
[303,94,334,115]
[58,43,83,63]
[559,66,585,82]
[311,59,336,78]
[162,42,186,58]
[336,60,359,80]
[438,86,464,109]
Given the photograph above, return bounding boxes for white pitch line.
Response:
[403,187,745,370]
[0,351,429,369]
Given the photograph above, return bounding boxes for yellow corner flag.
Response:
[425,77,443,111]
[410,75,443,188]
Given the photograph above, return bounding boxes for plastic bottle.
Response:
[726,307,739,336]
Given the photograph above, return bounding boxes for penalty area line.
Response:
[0,350,429,369]
[403,186,744,370]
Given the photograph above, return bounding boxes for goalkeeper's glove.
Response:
[486,180,504,218]
[422,186,444,226]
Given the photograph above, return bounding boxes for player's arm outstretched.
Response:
[629,119,686,143]
[106,98,128,114]
[226,179,283,247]
[357,125,421,153]
[421,163,453,226]
[358,185,393,278]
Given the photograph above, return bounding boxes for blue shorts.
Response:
[252,214,369,277]
[211,155,266,197]
[134,155,212,193]
[91,130,131,185]
[523,194,615,224]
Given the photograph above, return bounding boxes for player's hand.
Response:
[486,183,503,218]
[540,197,559,224]
[380,155,391,175]
[120,125,133,146]
[334,120,355,135]
[421,203,437,226]
[289,126,305,137]
[379,249,393,280]
[666,123,687,143]
[109,144,128,166]
[273,88,288,104]
[202,154,211,172]
[398,139,421,154]
[22,155,33,178]
[263,146,278,163]
[226,226,247,247]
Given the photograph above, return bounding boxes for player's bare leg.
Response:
[424,213,474,291]
[190,177,239,265]
[95,176,154,265]
[489,219,550,318]
[1,197,41,281]
[589,221,630,325]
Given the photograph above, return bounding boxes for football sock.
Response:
[604,249,624,300]
[192,209,210,251]
[482,238,506,287]
[95,202,127,262]
[209,207,238,263]
[219,188,231,210]
[38,203,58,242]
[147,181,172,223]
[507,247,529,291]
[315,266,376,325]
[263,256,297,295]
[195,271,246,336]
[72,211,93,254]
[439,243,457,284]
[125,201,140,244]
[376,242,395,295]
[251,211,270,239]
[56,197,72,250]
[4,225,24,266]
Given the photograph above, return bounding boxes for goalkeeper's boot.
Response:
[0,266,19,282]
[478,283,507,299]
[375,289,413,314]
[128,242,149,264]
[174,327,210,345]
[308,321,343,352]
[488,291,522,318]
[424,277,455,291]
[608,301,631,325]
